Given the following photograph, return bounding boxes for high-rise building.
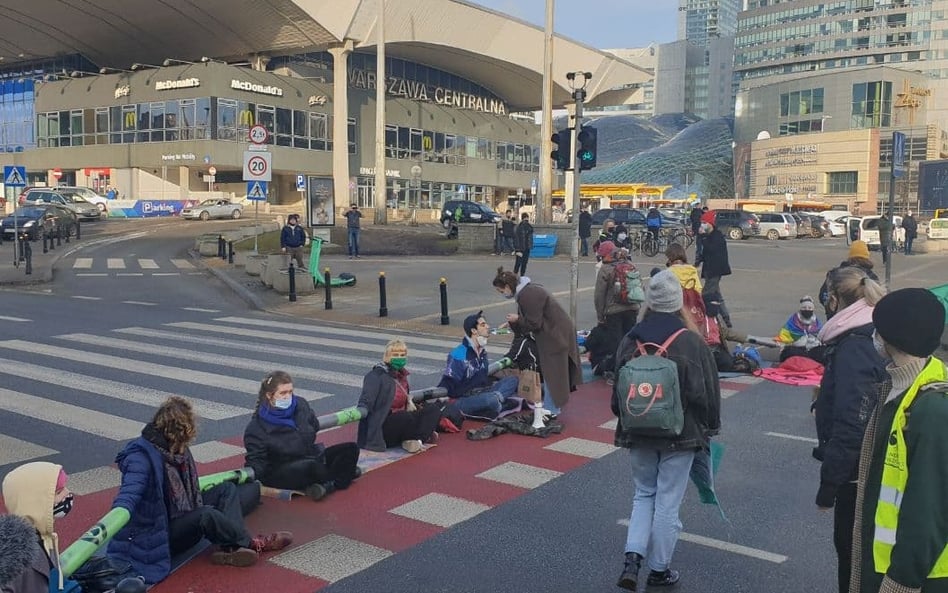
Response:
[678,0,742,46]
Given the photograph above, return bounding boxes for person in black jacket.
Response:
[612,270,721,592]
[279,214,307,269]
[513,212,534,276]
[501,210,517,255]
[244,371,360,501]
[900,210,918,255]
[813,266,887,593]
[695,220,733,328]
[578,208,593,256]
[357,339,442,453]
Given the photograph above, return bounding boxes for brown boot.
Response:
[250,531,293,553]
[210,547,258,567]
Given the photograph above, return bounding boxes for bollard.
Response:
[18,234,26,262]
[24,240,31,275]
[42,232,48,254]
[64,225,70,243]
[228,241,234,264]
[379,272,388,317]
[288,261,297,302]
[439,277,449,325]
[219,235,226,260]
[324,267,333,310]
[56,228,62,247]
[75,221,81,241]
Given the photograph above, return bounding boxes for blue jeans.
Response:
[455,375,519,419]
[541,382,561,415]
[905,236,914,255]
[347,228,360,256]
[624,448,696,572]
[580,236,589,256]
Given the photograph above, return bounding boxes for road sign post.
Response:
[246,181,268,254]
[5,166,26,268]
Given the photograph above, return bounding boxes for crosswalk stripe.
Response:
[0,387,143,440]
[73,258,93,269]
[106,258,126,269]
[0,316,29,322]
[71,296,102,301]
[0,357,249,420]
[168,322,451,362]
[171,258,196,269]
[138,259,159,269]
[0,434,58,466]
[60,333,366,388]
[113,327,444,375]
[182,308,220,313]
[0,340,331,402]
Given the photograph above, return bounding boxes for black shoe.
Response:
[646,569,680,587]
[616,552,642,591]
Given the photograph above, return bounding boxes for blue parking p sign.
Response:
[296,175,306,191]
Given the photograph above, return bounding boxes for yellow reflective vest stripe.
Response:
[873,357,948,576]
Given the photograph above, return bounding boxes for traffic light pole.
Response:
[568,85,585,329]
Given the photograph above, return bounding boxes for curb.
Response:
[187,249,267,311]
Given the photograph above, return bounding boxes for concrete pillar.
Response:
[178,166,190,201]
[329,40,354,219]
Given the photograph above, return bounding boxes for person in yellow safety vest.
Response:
[851,288,948,593]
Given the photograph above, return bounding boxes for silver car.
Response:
[181,199,244,221]
[22,189,102,221]
[755,212,798,240]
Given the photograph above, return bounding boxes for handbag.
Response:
[517,368,543,403]
[70,555,140,593]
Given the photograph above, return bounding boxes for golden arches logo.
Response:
[422,135,433,152]
[124,112,136,127]
[239,110,255,126]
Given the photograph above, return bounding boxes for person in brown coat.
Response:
[493,267,582,428]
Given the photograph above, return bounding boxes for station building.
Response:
[0,0,647,223]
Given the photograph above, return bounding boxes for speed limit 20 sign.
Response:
[242,151,272,182]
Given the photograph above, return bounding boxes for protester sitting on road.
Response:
[612,269,720,591]
[812,267,887,593]
[108,397,292,580]
[437,311,519,420]
[774,296,825,363]
[279,214,307,270]
[819,240,879,319]
[357,339,442,454]
[493,267,582,428]
[245,371,361,501]
[594,240,641,345]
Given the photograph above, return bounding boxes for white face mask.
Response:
[476,335,489,348]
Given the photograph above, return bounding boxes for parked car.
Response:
[846,215,904,247]
[590,207,647,227]
[799,213,826,238]
[0,204,76,241]
[824,216,847,237]
[756,212,798,240]
[440,200,502,228]
[712,209,760,240]
[22,189,102,221]
[181,199,244,221]
[51,186,109,213]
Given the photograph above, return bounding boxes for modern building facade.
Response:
[678,0,742,45]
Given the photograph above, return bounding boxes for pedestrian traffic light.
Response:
[577,126,598,171]
[550,128,572,171]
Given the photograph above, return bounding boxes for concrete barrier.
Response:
[198,239,219,257]
[245,254,267,276]
[194,233,220,251]
[263,254,286,287]
[272,269,317,295]
[233,250,249,267]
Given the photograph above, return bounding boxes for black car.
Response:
[590,208,647,227]
[712,209,760,240]
[441,200,503,228]
[1,204,76,241]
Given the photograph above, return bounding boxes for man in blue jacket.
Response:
[280,214,307,269]
[438,311,518,419]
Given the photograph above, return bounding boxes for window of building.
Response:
[348,117,357,155]
[851,81,892,128]
[95,107,109,144]
[276,108,292,147]
[217,98,237,141]
[293,110,308,149]
[827,171,858,194]
[256,105,275,143]
[178,99,195,140]
[311,112,328,150]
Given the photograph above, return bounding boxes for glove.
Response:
[515,251,523,257]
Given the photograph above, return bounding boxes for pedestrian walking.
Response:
[813,266,888,593]
[513,212,533,276]
[612,269,720,591]
[646,207,662,242]
[877,213,893,266]
[492,215,504,256]
[579,207,593,257]
[594,240,642,343]
[493,267,582,428]
[502,210,517,254]
[695,217,733,328]
[850,288,948,593]
[901,211,918,255]
[344,203,362,259]
[279,214,307,269]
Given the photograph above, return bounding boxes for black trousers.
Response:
[514,249,530,275]
[262,443,361,492]
[168,482,251,554]
[382,407,442,447]
[605,309,638,341]
[833,482,858,593]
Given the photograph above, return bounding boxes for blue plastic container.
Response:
[531,234,558,258]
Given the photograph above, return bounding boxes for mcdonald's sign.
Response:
[239,110,255,127]
[422,135,433,152]
[124,111,136,128]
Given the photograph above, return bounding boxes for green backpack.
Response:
[615,329,686,437]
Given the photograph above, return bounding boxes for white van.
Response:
[928,217,948,240]
[846,215,904,247]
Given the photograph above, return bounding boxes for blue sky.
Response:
[470,0,678,48]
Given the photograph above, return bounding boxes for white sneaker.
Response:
[401,439,424,454]
[532,406,551,429]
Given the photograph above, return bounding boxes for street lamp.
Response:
[200,56,227,64]
[100,66,133,74]
[163,58,196,67]
[130,63,161,71]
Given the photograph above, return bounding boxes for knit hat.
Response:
[701,210,717,226]
[848,240,870,261]
[597,240,617,260]
[463,310,485,336]
[56,469,68,492]
[872,288,946,357]
[799,296,815,312]
[647,269,684,313]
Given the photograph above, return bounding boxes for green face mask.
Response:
[389,357,407,370]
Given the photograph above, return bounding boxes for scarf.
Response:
[142,424,201,518]
[817,298,874,344]
[257,397,299,430]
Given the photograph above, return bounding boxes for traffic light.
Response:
[577,126,598,171]
[550,128,572,171]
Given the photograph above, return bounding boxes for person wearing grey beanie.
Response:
[612,268,720,591]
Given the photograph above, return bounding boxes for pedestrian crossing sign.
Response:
[3,165,26,187]
[246,180,267,201]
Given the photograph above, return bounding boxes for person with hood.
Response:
[0,462,77,593]
[109,397,292,583]
[279,214,307,270]
[493,267,582,428]
[357,339,443,453]
[612,269,721,591]
[813,267,888,593]
[775,296,825,363]
[695,217,733,328]
[819,241,879,317]
[245,372,360,500]
[900,211,918,255]
[579,207,593,257]
[646,207,662,241]
[594,241,641,342]
[513,212,534,276]
[850,288,948,593]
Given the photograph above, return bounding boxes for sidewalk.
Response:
[0,234,74,285]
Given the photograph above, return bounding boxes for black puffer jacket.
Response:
[243,398,323,483]
[813,322,887,507]
[697,229,731,278]
[612,312,721,451]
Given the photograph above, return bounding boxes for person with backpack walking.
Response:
[594,241,643,343]
[612,269,721,591]
[513,212,534,276]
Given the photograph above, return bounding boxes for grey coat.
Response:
[594,261,640,321]
[510,282,582,407]
[0,514,49,593]
[357,365,396,452]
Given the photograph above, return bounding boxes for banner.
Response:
[105,199,197,218]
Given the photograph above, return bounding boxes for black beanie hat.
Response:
[872,288,946,357]
[463,310,484,336]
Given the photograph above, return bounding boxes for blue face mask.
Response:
[272,396,293,410]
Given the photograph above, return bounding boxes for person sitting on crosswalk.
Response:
[244,371,361,501]
[357,339,443,454]
[108,397,292,578]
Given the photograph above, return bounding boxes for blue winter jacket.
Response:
[280,225,306,249]
[106,437,171,585]
[437,338,491,397]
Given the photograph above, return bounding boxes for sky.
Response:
[470,0,679,49]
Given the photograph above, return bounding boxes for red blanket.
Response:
[759,356,824,386]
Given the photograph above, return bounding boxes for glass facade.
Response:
[354,176,493,210]
[383,124,539,172]
[851,81,893,128]
[827,170,858,193]
[0,79,34,152]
